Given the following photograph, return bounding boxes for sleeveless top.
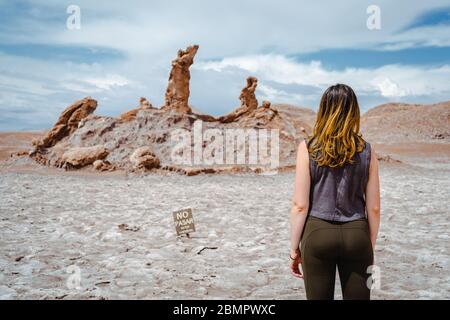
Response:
[307,139,371,222]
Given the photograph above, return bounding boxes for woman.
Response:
[289,84,381,300]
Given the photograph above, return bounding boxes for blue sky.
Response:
[1,0,450,130]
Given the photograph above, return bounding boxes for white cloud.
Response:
[196,56,330,86]
[59,74,131,93]
[379,25,450,51]
[196,54,450,98]
[258,83,304,104]
[373,78,409,98]
[0,74,57,96]
[83,74,130,91]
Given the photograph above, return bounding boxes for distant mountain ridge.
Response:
[361,101,450,144]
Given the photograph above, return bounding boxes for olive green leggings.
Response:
[300,216,374,300]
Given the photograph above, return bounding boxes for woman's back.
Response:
[307,140,371,222]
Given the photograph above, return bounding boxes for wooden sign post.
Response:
[173,208,196,237]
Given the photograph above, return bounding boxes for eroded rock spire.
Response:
[162,44,199,113]
[217,76,259,123]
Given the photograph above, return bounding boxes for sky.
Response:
[0,0,450,131]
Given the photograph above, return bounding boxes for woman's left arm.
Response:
[290,140,311,278]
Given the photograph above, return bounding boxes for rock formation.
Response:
[93,159,115,171]
[162,44,199,113]
[130,146,161,170]
[139,97,153,109]
[217,77,280,126]
[33,97,97,150]
[261,100,271,109]
[59,145,109,168]
[120,97,154,122]
[239,76,259,111]
[217,77,259,123]
[254,100,278,122]
[24,45,317,175]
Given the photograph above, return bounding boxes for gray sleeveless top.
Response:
[307,139,371,222]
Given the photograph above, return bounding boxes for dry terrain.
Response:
[0,159,449,299]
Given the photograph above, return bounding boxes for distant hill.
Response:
[361,101,450,144]
[272,104,316,130]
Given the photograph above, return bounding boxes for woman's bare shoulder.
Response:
[296,139,309,161]
[298,139,308,152]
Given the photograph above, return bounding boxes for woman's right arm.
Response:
[366,146,381,250]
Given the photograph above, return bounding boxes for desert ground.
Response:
[0,132,449,299]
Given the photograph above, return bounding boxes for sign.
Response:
[173,208,196,236]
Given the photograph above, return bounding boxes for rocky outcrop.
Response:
[130,146,160,170]
[25,45,318,174]
[139,97,153,109]
[33,97,97,150]
[239,76,258,111]
[93,159,115,171]
[120,97,154,122]
[217,77,259,123]
[217,78,280,127]
[254,100,278,122]
[60,145,109,168]
[162,45,199,114]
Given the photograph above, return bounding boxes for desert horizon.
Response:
[2,97,450,171]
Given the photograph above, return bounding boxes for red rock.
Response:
[130,146,160,170]
[217,77,259,123]
[120,97,154,122]
[93,159,115,171]
[162,45,199,114]
[139,97,153,109]
[33,97,97,149]
[239,76,258,111]
[60,145,109,168]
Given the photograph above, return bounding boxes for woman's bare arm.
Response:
[290,140,311,257]
[366,146,381,250]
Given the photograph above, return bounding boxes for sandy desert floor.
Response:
[0,156,449,300]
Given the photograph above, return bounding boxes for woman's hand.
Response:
[290,248,303,278]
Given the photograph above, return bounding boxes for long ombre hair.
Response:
[308,84,365,167]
